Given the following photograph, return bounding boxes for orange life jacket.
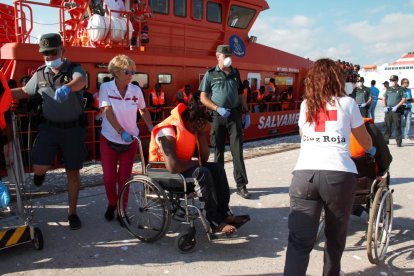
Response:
[349,118,374,158]
[173,88,191,106]
[265,83,275,96]
[148,90,165,112]
[149,103,196,162]
[257,93,265,102]
[0,71,12,130]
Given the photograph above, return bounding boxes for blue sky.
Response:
[250,0,414,66]
[3,0,414,67]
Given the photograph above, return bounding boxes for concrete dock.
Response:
[1,131,413,275]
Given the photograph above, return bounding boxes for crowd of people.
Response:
[1,32,411,275]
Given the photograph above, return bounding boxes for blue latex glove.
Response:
[366,146,376,157]
[54,85,71,103]
[243,113,251,129]
[0,181,10,208]
[359,103,367,108]
[121,130,133,143]
[148,125,153,132]
[383,107,389,113]
[216,107,231,118]
[392,106,398,112]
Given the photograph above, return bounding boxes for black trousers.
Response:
[359,106,369,118]
[284,170,356,276]
[182,162,231,226]
[210,109,248,188]
[384,111,402,145]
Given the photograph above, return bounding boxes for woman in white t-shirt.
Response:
[284,59,374,276]
[99,54,153,224]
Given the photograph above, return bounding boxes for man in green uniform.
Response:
[382,75,406,147]
[350,76,372,117]
[11,33,87,229]
[199,45,251,199]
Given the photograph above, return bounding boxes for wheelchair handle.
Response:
[132,136,146,174]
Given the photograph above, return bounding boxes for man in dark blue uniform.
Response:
[382,75,406,147]
[350,76,372,117]
[11,33,87,230]
[199,45,251,199]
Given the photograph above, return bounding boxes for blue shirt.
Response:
[404,87,412,109]
[370,86,380,102]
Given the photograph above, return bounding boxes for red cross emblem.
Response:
[313,110,337,132]
[132,96,138,103]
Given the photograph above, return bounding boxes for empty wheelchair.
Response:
[117,137,245,253]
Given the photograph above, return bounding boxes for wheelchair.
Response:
[116,137,245,253]
[317,156,394,264]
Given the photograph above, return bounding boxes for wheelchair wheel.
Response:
[366,185,393,264]
[118,176,171,243]
[32,227,44,250]
[175,227,197,253]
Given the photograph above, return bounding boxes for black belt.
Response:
[42,118,83,128]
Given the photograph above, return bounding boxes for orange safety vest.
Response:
[149,103,196,162]
[349,118,374,158]
[150,90,165,105]
[265,83,275,95]
[0,71,12,129]
[257,93,265,102]
[173,88,192,106]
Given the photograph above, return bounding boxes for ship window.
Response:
[132,73,149,89]
[192,0,203,20]
[149,0,169,14]
[227,5,256,29]
[411,66,413,69]
[207,2,222,23]
[97,73,113,90]
[158,73,172,84]
[174,0,186,17]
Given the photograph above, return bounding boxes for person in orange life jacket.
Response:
[256,85,266,112]
[173,84,192,106]
[149,103,249,234]
[130,0,151,50]
[199,45,251,199]
[99,54,153,224]
[11,33,87,230]
[242,80,252,106]
[148,82,167,122]
[284,59,374,276]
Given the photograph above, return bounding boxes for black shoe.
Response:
[68,214,82,230]
[397,143,402,147]
[386,140,389,145]
[33,174,46,187]
[236,186,251,199]
[104,205,116,221]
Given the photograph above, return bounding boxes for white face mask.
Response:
[223,57,232,68]
[344,83,354,95]
[45,58,63,69]
[389,80,397,87]
[355,82,362,88]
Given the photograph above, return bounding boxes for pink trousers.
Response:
[100,135,138,210]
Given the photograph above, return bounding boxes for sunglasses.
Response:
[123,69,137,75]
[41,49,59,57]
[402,81,409,84]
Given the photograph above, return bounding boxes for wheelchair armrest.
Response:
[146,166,195,193]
